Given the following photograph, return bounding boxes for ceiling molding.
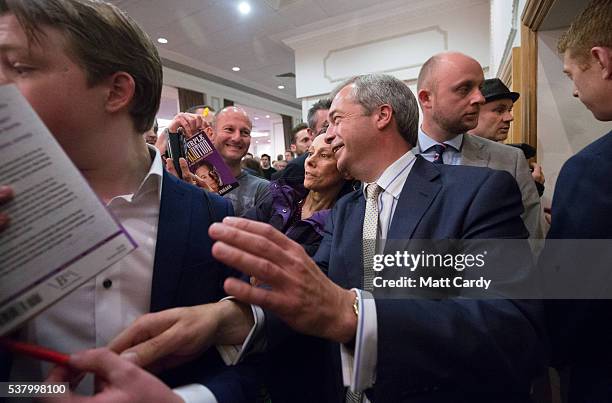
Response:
[276,0,487,49]
[161,58,301,110]
[521,0,557,30]
[322,26,448,83]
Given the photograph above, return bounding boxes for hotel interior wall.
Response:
[284,0,490,122]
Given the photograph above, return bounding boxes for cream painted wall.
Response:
[537,29,611,208]
[286,0,489,104]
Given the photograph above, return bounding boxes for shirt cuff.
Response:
[340,289,377,393]
[173,384,218,403]
[215,297,265,365]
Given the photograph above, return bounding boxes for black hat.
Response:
[481,78,520,103]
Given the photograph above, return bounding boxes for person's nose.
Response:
[504,110,514,123]
[472,88,485,105]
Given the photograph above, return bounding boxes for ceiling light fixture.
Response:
[232,66,241,72]
[265,115,270,118]
[238,2,251,14]
[254,117,260,120]
[277,85,285,89]
[157,37,168,44]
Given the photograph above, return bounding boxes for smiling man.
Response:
[417,52,543,239]
[102,74,546,403]
[206,106,268,216]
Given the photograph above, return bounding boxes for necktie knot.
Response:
[365,183,381,201]
[431,143,447,164]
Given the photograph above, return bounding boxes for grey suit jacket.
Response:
[461,134,543,239]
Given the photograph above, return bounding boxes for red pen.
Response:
[0,337,70,366]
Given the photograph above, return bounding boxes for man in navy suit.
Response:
[0,1,256,401]
[540,0,612,401]
[102,73,546,402]
[214,74,546,401]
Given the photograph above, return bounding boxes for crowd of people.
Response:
[0,0,611,402]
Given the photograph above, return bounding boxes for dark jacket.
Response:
[243,180,330,256]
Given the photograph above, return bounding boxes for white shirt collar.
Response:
[362,149,416,201]
[108,145,164,205]
[417,126,464,153]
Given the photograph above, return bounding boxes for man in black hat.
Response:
[469,78,546,197]
[468,78,519,142]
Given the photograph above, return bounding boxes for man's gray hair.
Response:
[306,98,332,130]
[330,74,419,146]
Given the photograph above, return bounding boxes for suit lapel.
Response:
[461,134,489,168]
[385,157,441,244]
[343,192,366,288]
[150,171,192,312]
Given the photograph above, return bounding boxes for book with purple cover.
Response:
[183,131,239,195]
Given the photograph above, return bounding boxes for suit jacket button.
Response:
[103,279,112,289]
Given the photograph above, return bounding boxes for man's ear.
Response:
[374,104,393,131]
[103,71,136,114]
[290,144,297,152]
[417,88,432,109]
[591,47,612,79]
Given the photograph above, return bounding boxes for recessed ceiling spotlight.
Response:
[254,117,260,120]
[277,85,285,89]
[157,37,168,44]
[238,2,251,14]
[232,66,240,72]
[265,115,270,118]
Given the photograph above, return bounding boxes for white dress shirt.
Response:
[10,146,216,403]
[341,150,417,395]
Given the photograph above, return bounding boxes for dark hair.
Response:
[241,158,264,177]
[307,98,332,130]
[0,0,163,134]
[261,154,271,160]
[195,160,222,187]
[329,74,419,146]
[291,122,309,143]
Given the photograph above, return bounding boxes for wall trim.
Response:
[322,26,448,83]
[521,0,557,30]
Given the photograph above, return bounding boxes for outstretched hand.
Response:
[108,301,253,371]
[209,217,357,344]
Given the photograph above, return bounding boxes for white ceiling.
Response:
[110,0,406,105]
